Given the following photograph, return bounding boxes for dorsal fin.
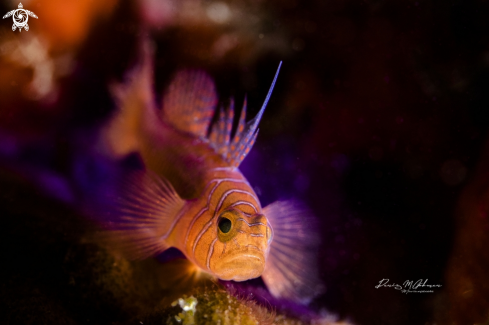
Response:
[162,70,218,138]
[208,62,282,167]
[209,101,234,157]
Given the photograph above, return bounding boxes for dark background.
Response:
[1,0,489,324]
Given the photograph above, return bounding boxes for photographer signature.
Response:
[375,279,442,294]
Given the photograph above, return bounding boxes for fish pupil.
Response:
[218,217,232,233]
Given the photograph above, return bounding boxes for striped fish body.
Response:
[106,64,272,282]
[110,119,271,281]
[168,168,270,281]
[140,117,271,280]
[137,116,229,199]
[101,45,323,302]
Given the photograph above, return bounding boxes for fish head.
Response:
[210,208,273,281]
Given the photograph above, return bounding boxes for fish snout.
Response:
[212,212,270,281]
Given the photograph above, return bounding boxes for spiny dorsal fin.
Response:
[208,62,282,167]
[209,100,234,157]
[162,70,218,138]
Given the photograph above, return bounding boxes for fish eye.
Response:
[218,217,232,233]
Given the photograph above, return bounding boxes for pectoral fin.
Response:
[95,170,186,260]
[261,200,325,304]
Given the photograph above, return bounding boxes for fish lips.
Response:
[213,247,266,282]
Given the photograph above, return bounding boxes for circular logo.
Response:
[3,3,38,32]
[13,9,28,28]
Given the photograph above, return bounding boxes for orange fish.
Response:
[98,44,323,303]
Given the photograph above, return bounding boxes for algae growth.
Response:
[162,290,351,325]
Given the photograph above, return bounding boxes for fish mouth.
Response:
[213,248,265,281]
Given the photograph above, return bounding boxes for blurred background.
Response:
[1,0,489,324]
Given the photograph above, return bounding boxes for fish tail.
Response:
[100,39,159,158]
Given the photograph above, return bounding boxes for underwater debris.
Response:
[171,296,198,324]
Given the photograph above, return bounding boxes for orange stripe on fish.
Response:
[96,41,323,304]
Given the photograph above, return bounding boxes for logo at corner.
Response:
[3,3,38,32]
